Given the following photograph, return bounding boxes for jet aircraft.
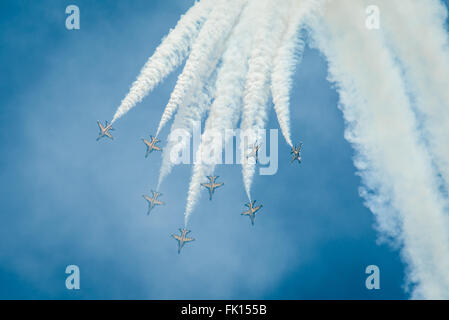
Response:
[96,120,114,141]
[246,143,261,163]
[142,190,164,214]
[142,136,162,157]
[291,142,303,164]
[201,176,224,200]
[241,200,263,226]
[171,228,195,254]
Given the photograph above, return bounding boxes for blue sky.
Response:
[2,0,446,299]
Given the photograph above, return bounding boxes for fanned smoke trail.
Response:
[183,0,258,226]
[157,71,217,190]
[308,0,449,299]
[184,0,325,221]
[155,0,248,136]
[156,0,247,188]
[240,0,291,200]
[379,0,449,196]
[110,0,213,124]
[271,0,324,147]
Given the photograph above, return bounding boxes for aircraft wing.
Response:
[201,183,211,189]
[212,182,224,189]
[172,234,182,241]
[97,121,104,130]
[184,237,195,242]
[254,205,262,212]
[154,200,164,205]
[104,131,113,139]
[291,155,301,163]
[152,145,161,151]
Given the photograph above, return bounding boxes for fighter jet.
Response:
[291,142,303,164]
[246,143,261,163]
[241,200,263,226]
[201,176,224,200]
[142,190,164,214]
[96,120,114,141]
[142,136,162,157]
[171,228,195,254]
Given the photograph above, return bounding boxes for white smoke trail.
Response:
[271,0,324,147]
[240,0,292,200]
[155,0,247,136]
[379,0,449,196]
[183,0,258,226]
[110,0,213,124]
[156,0,247,189]
[308,0,449,299]
[156,71,217,190]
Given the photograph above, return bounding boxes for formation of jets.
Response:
[96,120,302,253]
[142,190,164,214]
[142,136,162,157]
[201,176,224,200]
[96,120,114,141]
[171,228,195,254]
